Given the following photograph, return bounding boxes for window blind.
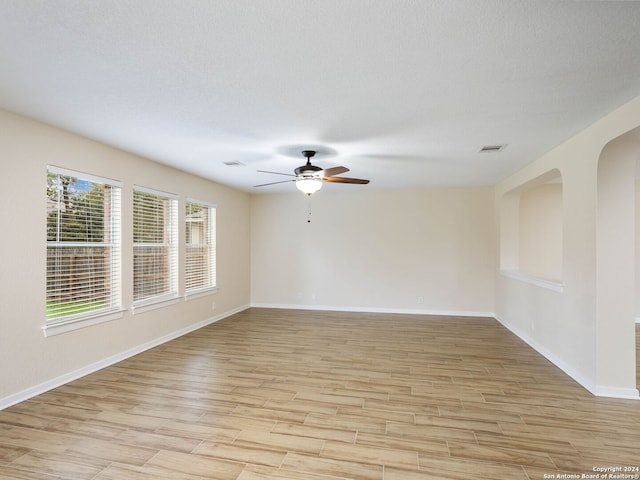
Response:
[133,186,178,304]
[46,166,122,323]
[185,200,216,294]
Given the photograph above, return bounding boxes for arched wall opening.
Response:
[596,126,640,396]
[495,96,640,399]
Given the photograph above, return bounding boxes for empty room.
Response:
[1,1,639,479]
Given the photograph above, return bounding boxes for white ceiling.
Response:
[1,1,640,193]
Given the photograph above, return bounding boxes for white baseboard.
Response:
[494,315,639,401]
[254,305,638,399]
[595,385,640,400]
[0,304,250,411]
[250,303,495,318]
[5,305,635,410]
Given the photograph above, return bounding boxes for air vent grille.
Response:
[479,144,507,153]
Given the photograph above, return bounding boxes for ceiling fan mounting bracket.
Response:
[295,150,322,175]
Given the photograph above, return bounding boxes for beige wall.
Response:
[495,96,640,399]
[596,131,638,392]
[251,187,495,315]
[0,109,251,407]
[518,182,563,282]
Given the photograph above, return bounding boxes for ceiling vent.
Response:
[479,144,507,153]
[223,160,245,167]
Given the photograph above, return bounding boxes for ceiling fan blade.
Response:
[257,170,295,177]
[321,166,349,177]
[253,179,296,187]
[323,176,370,184]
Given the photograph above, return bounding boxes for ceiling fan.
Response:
[254,150,370,195]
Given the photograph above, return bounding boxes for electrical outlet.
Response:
[417,296,424,304]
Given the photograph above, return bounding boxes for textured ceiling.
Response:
[1,0,640,193]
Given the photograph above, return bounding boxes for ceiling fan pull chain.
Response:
[307,196,312,223]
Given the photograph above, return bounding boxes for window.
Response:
[185,199,217,295]
[46,166,122,328]
[133,186,178,306]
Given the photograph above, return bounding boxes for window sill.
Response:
[185,286,218,301]
[131,296,180,315]
[42,309,125,337]
[500,270,565,293]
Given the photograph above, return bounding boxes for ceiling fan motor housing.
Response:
[295,164,322,176]
[295,150,322,176]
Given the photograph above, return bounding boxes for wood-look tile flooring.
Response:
[1,308,639,480]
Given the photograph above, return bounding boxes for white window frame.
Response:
[132,185,179,312]
[185,198,217,298]
[44,166,123,337]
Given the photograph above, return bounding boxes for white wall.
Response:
[0,109,251,407]
[495,96,640,399]
[251,187,495,316]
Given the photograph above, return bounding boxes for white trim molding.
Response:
[494,314,639,401]
[131,296,180,315]
[594,385,640,400]
[250,303,495,318]
[43,309,125,337]
[500,270,565,293]
[1,304,250,411]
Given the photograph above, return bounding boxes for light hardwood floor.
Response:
[1,308,639,480]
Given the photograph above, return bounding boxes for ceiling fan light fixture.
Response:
[254,148,369,193]
[296,178,323,195]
